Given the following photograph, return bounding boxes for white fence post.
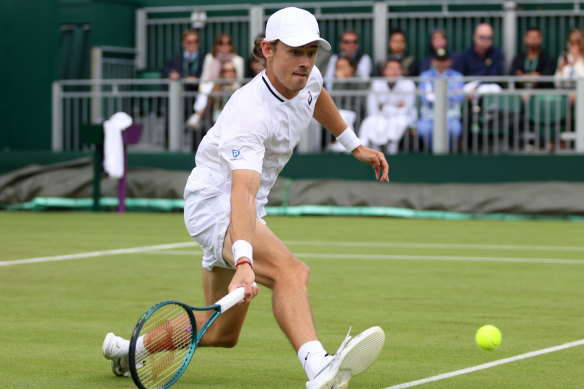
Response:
[503,1,517,74]
[52,81,63,152]
[91,47,103,125]
[433,78,448,154]
[576,78,584,153]
[249,5,264,48]
[168,80,183,151]
[373,3,388,67]
[135,8,147,70]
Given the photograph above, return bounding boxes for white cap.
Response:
[264,7,331,51]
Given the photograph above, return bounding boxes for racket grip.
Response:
[215,282,257,312]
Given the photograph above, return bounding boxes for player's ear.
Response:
[262,40,275,61]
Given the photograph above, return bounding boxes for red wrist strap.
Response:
[236,259,252,268]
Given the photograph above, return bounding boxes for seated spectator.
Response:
[161,29,204,90]
[454,23,504,105]
[380,29,419,76]
[187,61,241,131]
[199,33,244,92]
[555,27,584,96]
[246,32,266,79]
[246,55,265,78]
[358,59,417,154]
[417,49,465,151]
[454,23,504,77]
[420,28,452,73]
[324,30,372,89]
[326,57,367,152]
[510,27,555,89]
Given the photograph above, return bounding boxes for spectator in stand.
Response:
[420,28,451,73]
[199,33,244,92]
[246,32,266,79]
[326,57,368,152]
[380,29,419,76]
[162,29,205,90]
[324,30,372,90]
[246,55,265,78]
[454,23,504,76]
[417,48,465,151]
[358,58,417,154]
[555,27,584,99]
[187,61,241,132]
[510,27,555,89]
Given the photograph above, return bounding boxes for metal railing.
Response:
[135,1,584,74]
[51,75,584,155]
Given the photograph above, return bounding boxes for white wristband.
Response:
[336,127,361,152]
[232,240,253,267]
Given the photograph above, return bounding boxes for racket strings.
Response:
[135,304,195,387]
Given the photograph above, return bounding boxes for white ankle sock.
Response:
[136,335,146,355]
[298,340,329,380]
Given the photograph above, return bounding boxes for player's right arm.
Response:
[228,169,261,302]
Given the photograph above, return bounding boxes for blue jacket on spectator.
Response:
[418,67,465,119]
[453,46,504,76]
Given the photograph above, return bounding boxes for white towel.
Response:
[103,112,132,178]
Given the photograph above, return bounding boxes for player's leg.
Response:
[195,266,251,347]
[222,220,385,389]
[223,219,317,351]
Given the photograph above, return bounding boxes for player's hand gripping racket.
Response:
[128,283,256,389]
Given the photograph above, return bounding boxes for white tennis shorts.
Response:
[184,185,232,271]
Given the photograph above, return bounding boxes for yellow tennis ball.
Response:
[475,325,502,350]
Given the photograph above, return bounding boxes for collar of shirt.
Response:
[184,50,199,62]
[261,70,289,103]
[473,46,493,59]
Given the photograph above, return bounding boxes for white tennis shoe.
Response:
[306,326,385,389]
[102,332,130,377]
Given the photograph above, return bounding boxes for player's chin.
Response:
[290,75,308,88]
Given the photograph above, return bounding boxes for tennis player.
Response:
[103,7,388,388]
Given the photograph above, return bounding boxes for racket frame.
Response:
[129,300,222,389]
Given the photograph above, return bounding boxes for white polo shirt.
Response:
[185,68,323,218]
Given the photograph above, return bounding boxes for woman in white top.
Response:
[199,33,245,92]
[555,28,584,97]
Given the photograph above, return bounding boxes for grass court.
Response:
[1,212,583,388]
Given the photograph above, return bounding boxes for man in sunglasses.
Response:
[324,30,373,89]
[454,23,504,76]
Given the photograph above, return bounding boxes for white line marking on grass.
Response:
[295,253,584,264]
[384,339,584,389]
[4,241,584,268]
[142,250,203,255]
[285,241,584,253]
[117,250,584,265]
[0,242,196,267]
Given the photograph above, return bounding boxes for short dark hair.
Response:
[389,28,406,38]
[526,26,541,34]
[385,57,402,67]
[336,56,357,70]
[182,29,199,41]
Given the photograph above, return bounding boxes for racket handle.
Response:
[215,282,257,312]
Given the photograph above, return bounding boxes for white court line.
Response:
[143,250,584,264]
[384,339,584,389]
[0,242,196,267]
[3,241,584,267]
[285,240,584,252]
[296,253,584,265]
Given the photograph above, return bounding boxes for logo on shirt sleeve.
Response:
[307,91,313,106]
[232,149,241,158]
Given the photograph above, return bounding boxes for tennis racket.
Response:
[128,283,255,389]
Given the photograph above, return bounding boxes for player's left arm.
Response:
[313,87,389,182]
